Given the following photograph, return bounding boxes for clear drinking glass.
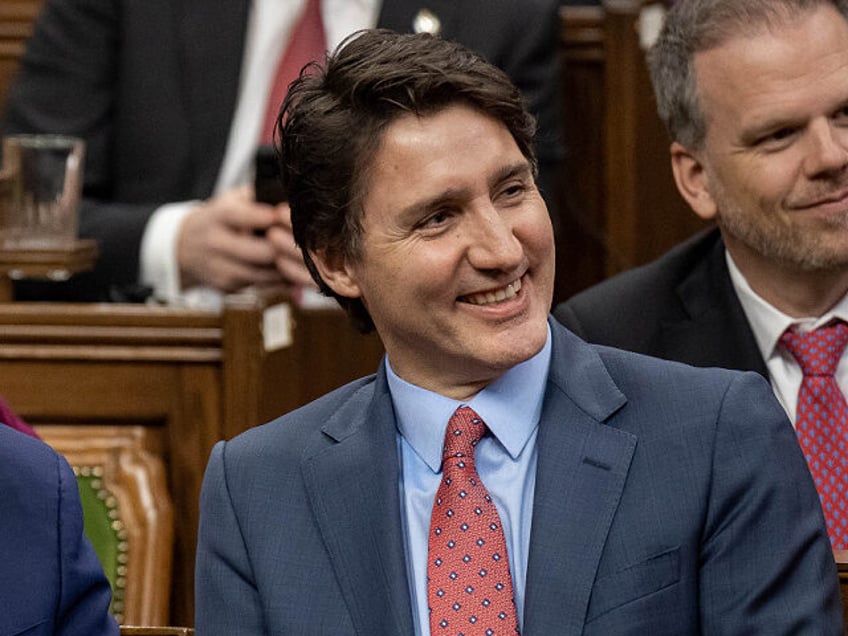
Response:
[1,135,85,249]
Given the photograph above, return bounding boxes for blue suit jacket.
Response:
[0,425,118,636]
[195,321,842,634]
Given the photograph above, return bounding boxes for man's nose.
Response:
[466,207,524,271]
[804,120,848,178]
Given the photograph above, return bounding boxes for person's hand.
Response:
[267,202,318,289]
[177,186,284,292]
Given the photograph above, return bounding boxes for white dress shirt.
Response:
[726,251,848,423]
[140,0,380,307]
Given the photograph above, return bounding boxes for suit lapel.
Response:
[176,0,249,197]
[301,370,415,635]
[523,324,636,636]
[663,235,767,376]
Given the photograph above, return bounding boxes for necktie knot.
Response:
[780,321,848,377]
[442,406,487,464]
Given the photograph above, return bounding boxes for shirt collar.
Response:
[726,250,848,359]
[387,323,552,473]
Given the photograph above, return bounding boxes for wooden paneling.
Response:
[601,0,708,277]
[557,1,711,295]
[556,5,607,298]
[0,297,270,625]
[0,291,384,625]
[0,0,42,112]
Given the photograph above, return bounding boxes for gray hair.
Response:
[647,0,848,150]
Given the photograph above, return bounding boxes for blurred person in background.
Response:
[2,0,561,307]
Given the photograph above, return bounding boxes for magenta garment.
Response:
[0,396,39,439]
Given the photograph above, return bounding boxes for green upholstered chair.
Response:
[37,425,174,625]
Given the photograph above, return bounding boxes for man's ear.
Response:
[308,248,362,299]
[670,141,718,221]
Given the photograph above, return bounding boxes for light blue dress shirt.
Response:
[386,324,552,635]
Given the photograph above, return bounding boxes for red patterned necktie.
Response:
[780,321,848,549]
[427,406,520,635]
[259,0,327,143]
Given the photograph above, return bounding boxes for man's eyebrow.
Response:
[396,159,535,224]
[489,160,534,187]
[397,188,469,224]
[738,116,797,144]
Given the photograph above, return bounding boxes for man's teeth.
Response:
[463,278,522,306]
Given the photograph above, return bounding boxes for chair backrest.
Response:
[36,425,174,625]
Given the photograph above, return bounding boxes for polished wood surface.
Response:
[0,240,99,301]
[37,425,173,625]
[0,290,384,624]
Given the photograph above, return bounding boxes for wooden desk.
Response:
[0,290,383,624]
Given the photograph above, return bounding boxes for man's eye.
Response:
[497,182,529,203]
[768,128,795,142]
[754,127,797,150]
[419,210,451,228]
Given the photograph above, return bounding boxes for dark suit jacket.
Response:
[195,320,841,634]
[0,425,118,636]
[1,0,562,301]
[554,228,768,377]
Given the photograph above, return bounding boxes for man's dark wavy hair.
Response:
[276,29,537,333]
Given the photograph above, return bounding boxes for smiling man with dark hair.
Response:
[195,29,842,635]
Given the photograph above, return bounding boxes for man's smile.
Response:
[459,276,523,306]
